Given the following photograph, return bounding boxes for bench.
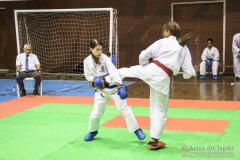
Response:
[219,65,233,68]
[206,65,233,75]
[219,65,234,75]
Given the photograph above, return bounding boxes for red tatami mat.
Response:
[102,116,230,133]
[0,96,240,119]
[0,96,93,118]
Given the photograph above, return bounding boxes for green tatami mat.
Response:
[0,104,239,160]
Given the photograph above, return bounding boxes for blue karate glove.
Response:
[208,58,213,65]
[205,60,210,66]
[117,85,128,99]
[93,77,110,89]
[205,58,213,66]
[94,77,104,88]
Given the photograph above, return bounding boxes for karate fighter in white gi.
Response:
[83,39,146,141]
[118,21,196,150]
[232,33,240,80]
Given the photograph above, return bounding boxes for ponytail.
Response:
[178,33,192,46]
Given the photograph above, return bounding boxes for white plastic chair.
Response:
[16,73,43,98]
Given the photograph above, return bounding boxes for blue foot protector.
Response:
[134,129,146,140]
[84,131,98,141]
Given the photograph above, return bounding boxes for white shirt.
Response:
[232,33,240,58]
[139,36,196,78]
[201,46,220,61]
[16,53,40,71]
[84,54,122,85]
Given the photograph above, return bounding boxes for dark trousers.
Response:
[16,70,41,91]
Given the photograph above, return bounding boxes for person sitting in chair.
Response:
[16,43,41,97]
[199,38,220,80]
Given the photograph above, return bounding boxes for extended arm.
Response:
[180,46,196,79]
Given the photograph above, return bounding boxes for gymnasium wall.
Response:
[0,0,239,73]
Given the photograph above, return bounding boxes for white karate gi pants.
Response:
[200,61,219,75]
[88,91,139,132]
[233,56,240,78]
[118,63,169,140]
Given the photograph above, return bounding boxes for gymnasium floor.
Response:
[0,75,239,160]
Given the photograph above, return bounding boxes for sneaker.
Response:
[84,131,98,141]
[148,139,166,150]
[213,75,219,80]
[199,75,206,79]
[134,128,146,140]
[33,90,39,95]
[21,89,26,97]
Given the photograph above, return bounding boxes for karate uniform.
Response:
[232,33,240,78]
[199,46,220,76]
[84,54,139,132]
[118,36,196,139]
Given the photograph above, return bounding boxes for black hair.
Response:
[89,39,103,64]
[104,51,111,57]
[207,38,213,43]
[90,39,103,49]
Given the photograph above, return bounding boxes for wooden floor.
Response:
[126,75,240,101]
[0,72,239,101]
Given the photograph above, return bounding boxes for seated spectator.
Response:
[16,43,41,96]
[199,38,220,80]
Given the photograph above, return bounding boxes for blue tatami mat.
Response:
[0,79,135,103]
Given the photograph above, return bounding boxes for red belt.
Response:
[152,60,173,77]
